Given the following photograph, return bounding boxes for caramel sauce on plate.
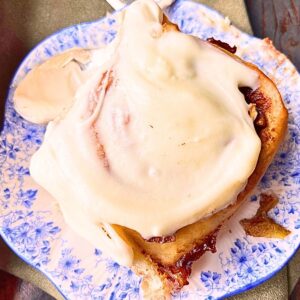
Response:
[156,228,219,291]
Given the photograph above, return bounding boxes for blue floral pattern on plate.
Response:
[0,1,299,299]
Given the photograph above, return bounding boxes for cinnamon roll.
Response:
[14,0,288,297]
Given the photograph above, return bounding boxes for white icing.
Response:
[14,49,90,124]
[15,0,261,266]
[13,47,118,124]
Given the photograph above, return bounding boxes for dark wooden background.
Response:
[0,0,299,299]
[246,0,300,71]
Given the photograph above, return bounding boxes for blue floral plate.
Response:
[1,1,300,299]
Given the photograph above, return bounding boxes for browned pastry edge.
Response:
[112,19,288,297]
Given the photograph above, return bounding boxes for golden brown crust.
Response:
[240,193,291,239]
[112,20,288,297]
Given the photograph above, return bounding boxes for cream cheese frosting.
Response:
[14,49,90,124]
[14,46,117,124]
[14,0,261,266]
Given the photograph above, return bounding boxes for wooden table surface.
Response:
[0,0,299,299]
